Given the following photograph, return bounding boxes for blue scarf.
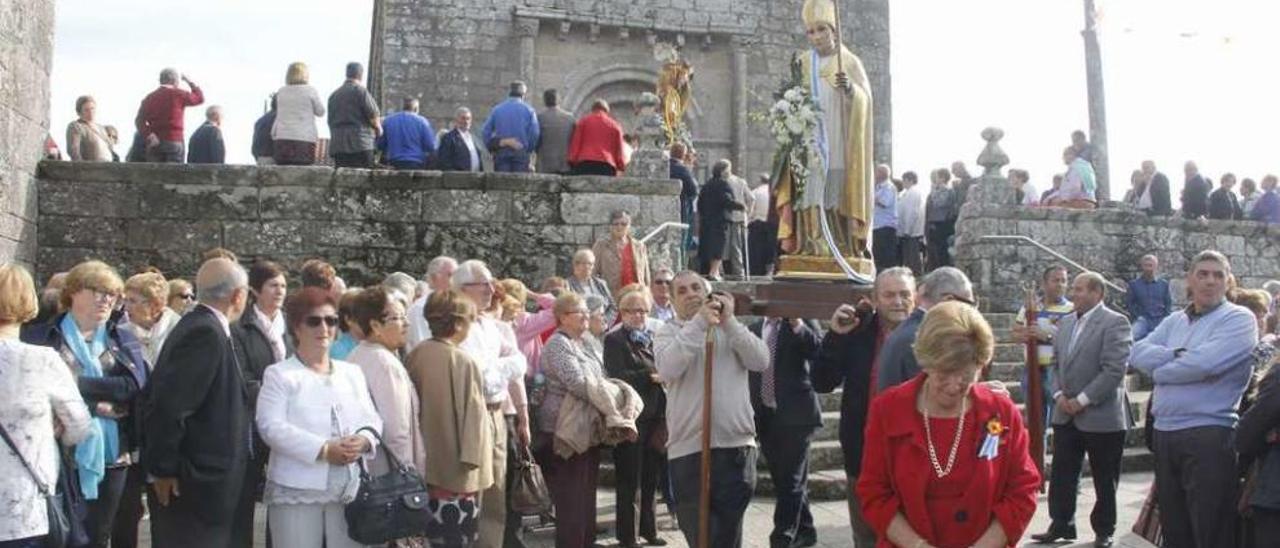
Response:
[60,314,117,500]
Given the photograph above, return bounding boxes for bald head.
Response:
[196,258,249,320]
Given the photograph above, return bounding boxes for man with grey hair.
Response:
[382,271,417,308]
[536,88,575,174]
[187,105,225,164]
[452,260,529,548]
[327,61,382,168]
[406,256,458,350]
[136,67,204,163]
[435,106,485,172]
[876,266,975,390]
[482,81,540,173]
[377,97,437,170]
[144,258,254,547]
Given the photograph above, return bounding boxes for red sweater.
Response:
[136,85,204,142]
[567,111,626,172]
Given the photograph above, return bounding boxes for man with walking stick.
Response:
[656,271,769,547]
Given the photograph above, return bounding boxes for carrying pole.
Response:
[698,324,715,548]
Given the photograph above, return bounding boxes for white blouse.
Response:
[0,340,92,542]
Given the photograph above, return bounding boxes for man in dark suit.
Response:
[144,258,253,548]
[813,267,916,547]
[877,266,975,391]
[434,106,486,172]
[1181,161,1211,219]
[1141,161,1173,216]
[749,317,822,548]
[1032,272,1133,548]
[1209,172,1244,220]
[187,105,226,164]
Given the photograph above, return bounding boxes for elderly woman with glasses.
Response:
[122,272,181,367]
[256,287,382,548]
[591,210,651,297]
[856,302,1040,548]
[567,248,617,327]
[22,260,149,548]
[346,287,425,477]
[167,279,195,315]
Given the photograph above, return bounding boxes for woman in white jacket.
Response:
[272,62,326,165]
[256,287,382,548]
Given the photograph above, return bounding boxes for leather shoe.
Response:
[642,536,668,547]
[790,534,818,548]
[1029,524,1077,543]
[1094,535,1115,548]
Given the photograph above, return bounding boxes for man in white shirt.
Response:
[895,171,927,276]
[405,256,457,351]
[747,173,777,276]
[453,260,529,548]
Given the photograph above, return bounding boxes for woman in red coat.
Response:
[567,99,626,176]
[856,302,1041,547]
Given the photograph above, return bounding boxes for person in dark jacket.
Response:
[750,316,822,548]
[1140,161,1173,216]
[1208,172,1244,220]
[434,107,485,172]
[251,96,277,165]
[187,105,226,164]
[669,143,699,253]
[1237,355,1280,542]
[144,258,253,548]
[697,159,745,280]
[812,267,915,547]
[21,260,148,548]
[604,288,668,548]
[1181,161,1211,219]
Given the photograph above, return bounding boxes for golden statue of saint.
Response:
[775,0,875,278]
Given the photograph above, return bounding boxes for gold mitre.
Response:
[802,0,837,29]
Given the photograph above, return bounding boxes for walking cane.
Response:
[742,222,752,281]
[697,302,718,548]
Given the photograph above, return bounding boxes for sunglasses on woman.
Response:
[304,315,340,328]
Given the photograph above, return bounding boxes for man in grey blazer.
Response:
[535,89,575,174]
[1032,272,1133,548]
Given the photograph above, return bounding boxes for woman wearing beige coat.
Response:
[591,210,650,297]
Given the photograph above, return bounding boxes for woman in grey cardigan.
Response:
[566,248,617,326]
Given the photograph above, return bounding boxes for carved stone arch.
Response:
[557,60,705,136]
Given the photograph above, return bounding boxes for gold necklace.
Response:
[922,390,967,479]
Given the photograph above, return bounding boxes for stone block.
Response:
[421,189,511,223]
[561,193,641,225]
[256,166,336,187]
[223,221,307,255]
[308,221,417,249]
[39,215,127,249]
[138,183,258,220]
[510,192,560,224]
[124,219,222,252]
[38,180,138,218]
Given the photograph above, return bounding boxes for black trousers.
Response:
[669,447,757,548]
[332,150,374,168]
[109,463,147,548]
[898,235,924,276]
[570,161,617,176]
[1047,423,1125,536]
[872,227,899,272]
[536,443,600,548]
[613,419,664,545]
[747,220,778,276]
[757,411,818,548]
[1154,426,1240,548]
[88,465,130,548]
[503,416,527,548]
[925,221,955,270]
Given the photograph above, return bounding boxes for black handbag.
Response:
[0,421,83,548]
[344,426,432,545]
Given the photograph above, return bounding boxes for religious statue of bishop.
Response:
[775,0,875,279]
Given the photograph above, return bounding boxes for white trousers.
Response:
[268,502,366,548]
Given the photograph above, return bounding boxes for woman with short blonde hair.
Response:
[167,278,194,315]
[273,61,326,165]
[122,272,181,366]
[0,264,93,545]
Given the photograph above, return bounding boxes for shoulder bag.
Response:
[344,426,432,545]
[0,420,86,548]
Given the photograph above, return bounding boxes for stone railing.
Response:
[35,162,682,285]
[954,200,1280,313]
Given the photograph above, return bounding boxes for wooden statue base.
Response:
[724,278,873,321]
[774,254,875,281]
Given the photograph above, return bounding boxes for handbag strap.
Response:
[0,420,51,495]
[354,426,409,477]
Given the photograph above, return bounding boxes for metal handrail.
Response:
[639,222,690,245]
[980,235,1127,294]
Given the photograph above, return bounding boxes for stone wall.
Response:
[35,162,682,286]
[954,202,1280,313]
[0,0,55,264]
[371,0,892,180]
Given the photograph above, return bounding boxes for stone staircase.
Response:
[598,312,1155,501]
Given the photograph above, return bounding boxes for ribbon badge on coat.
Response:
[978,417,1006,460]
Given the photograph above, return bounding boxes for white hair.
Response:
[920,267,973,304]
[451,260,494,288]
[425,256,457,280]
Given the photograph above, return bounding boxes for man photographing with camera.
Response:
[655,271,769,547]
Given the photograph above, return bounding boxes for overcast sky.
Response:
[50,0,1280,198]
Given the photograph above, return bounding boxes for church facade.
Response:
[369,0,891,180]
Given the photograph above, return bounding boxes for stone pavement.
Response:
[139,472,1158,547]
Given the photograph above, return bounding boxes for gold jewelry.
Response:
[922,383,967,479]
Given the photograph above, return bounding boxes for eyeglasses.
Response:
[303,315,340,328]
[620,307,650,315]
[653,279,672,286]
[177,293,195,301]
[90,289,119,302]
[381,314,407,324]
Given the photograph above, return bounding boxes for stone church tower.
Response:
[369,0,891,179]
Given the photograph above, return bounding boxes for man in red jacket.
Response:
[135,68,204,163]
[567,99,626,176]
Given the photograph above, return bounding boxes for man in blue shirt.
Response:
[1130,250,1258,548]
[871,164,899,272]
[481,81,540,173]
[1125,254,1172,341]
[377,98,437,170]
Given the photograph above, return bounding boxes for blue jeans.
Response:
[0,537,42,548]
[493,149,531,173]
[1133,316,1164,341]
